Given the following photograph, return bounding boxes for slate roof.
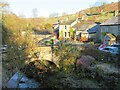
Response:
[53,21,60,25]
[72,22,96,31]
[81,24,100,34]
[87,24,100,33]
[101,16,120,26]
[72,20,96,29]
[72,22,82,29]
[60,19,76,25]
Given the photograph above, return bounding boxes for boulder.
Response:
[76,55,95,69]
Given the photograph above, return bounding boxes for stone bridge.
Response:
[37,46,55,62]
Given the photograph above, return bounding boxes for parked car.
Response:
[111,44,120,49]
[0,45,7,54]
[98,44,108,50]
[99,46,119,55]
[111,44,120,54]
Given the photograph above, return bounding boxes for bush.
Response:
[81,45,114,62]
[54,41,81,73]
[117,52,120,67]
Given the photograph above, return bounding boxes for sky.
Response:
[6,0,119,18]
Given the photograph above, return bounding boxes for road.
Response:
[38,35,54,46]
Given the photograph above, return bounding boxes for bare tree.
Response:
[32,8,38,18]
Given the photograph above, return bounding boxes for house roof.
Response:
[54,27,59,31]
[106,33,116,39]
[72,22,96,31]
[101,16,120,26]
[53,21,59,25]
[60,19,76,25]
[87,24,100,33]
[81,24,100,34]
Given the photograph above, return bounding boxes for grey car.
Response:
[100,46,119,55]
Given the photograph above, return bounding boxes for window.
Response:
[65,32,67,37]
[65,25,67,29]
[103,48,109,50]
[68,32,70,37]
[109,48,114,52]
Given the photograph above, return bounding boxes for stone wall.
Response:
[38,46,52,61]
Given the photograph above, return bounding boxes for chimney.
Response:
[95,22,101,24]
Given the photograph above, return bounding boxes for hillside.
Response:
[78,1,120,16]
[45,1,120,26]
[54,1,120,24]
[3,1,119,33]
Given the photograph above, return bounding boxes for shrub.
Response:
[54,41,81,73]
[81,45,113,62]
[117,52,120,67]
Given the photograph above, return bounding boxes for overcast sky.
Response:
[6,0,118,18]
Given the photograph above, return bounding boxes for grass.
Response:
[2,42,120,88]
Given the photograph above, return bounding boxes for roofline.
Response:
[60,24,71,25]
[88,32,96,34]
[76,30,85,31]
[100,24,120,26]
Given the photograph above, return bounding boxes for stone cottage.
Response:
[100,16,120,43]
[72,21,100,42]
[53,18,80,40]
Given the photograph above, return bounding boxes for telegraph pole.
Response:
[51,39,54,62]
